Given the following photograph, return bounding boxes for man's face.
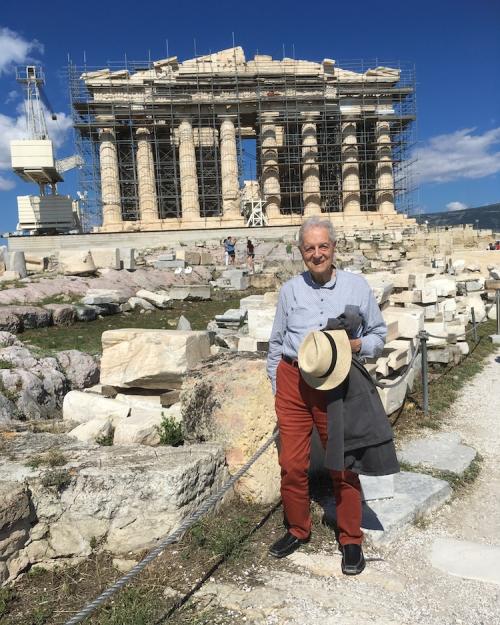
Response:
[300,226,336,279]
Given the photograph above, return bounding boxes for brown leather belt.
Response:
[282,355,299,368]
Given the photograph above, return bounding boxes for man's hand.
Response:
[349,338,362,353]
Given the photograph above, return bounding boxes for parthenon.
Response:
[69,48,416,232]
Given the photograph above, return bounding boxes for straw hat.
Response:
[298,329,352,391]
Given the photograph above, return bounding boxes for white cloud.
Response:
[4,89,19,104]
[0,27,43,75]
[414,127,500,184]
[0,175,15,191]
[446,201,468,212]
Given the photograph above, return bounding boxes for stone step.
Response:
[319,471,452,547]
[398,432,476,475]
[363,472,452,546]
[430,537,500,586]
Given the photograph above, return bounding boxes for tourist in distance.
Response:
[247,238,255,273]
[227,236,236,265]
[266,215,399,575]
[223,237,230,266]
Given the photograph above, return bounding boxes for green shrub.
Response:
[0,359,13,369]
[26,449,68,469]
[41,469,72,491]
[0,587,14,618]
[96,429,114,446]
[156,413,184,447]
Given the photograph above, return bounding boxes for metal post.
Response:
[496,289,500,336]
[471,306,478,344]
[418,330,429,417]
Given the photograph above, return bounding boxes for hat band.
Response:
[317,331,338,379]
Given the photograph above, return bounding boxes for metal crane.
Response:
[10,65,82,233]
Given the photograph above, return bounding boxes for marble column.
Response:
[98,128,122,227]
[135,127,158,222]
[219,116,240,220]
[375,121,395,214]
[301,113,321,216]
[341,121,361,214]
[178,119,200,220]
[260,112,281,219]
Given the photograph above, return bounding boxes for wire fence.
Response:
[64,432,279,625]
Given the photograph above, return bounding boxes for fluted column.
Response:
[375,121,395,214]
[135,127,158,222]
[301,113,321,216]
[341,121,361,214]
[178,119,200,220]
[260,112,281,219]
[219,116,240,220]
[98,128,122,226]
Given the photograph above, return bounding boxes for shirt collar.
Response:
[304,267,338,289]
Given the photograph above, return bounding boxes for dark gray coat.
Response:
[324,356,400,476]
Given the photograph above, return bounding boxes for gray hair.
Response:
[298,216,337,247]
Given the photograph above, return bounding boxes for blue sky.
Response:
[0,0,499,231]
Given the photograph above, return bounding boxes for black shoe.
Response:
[269,531,309,558]
[341,544,366,575]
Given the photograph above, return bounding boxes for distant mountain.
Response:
[413,203,500,232]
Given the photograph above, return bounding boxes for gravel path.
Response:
[197,350,500,625]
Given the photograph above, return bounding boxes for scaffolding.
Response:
[67,48,416,231]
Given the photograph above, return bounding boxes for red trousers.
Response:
[275,359,363,545]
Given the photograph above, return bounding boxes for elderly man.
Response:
[267,215,388,574]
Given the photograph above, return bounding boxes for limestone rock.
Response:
[43,303,76,327]
[58,250,96,276]
[113,409,163,446]
[83,288,128,305]
[69,418,113,443]
[74,305,98,322]
[0,362,66,420]
[182,357,280,504]
[127,296,155,311]
[488,266,500,280]
[119,248,136,271]
[8,251,27,278]
[169,284,211,300]
[0,310,23,334]
[247,307,276,341]
[382,307,424,339]
[100,329,211,390]
[90,248,120,270]
[2,435,227,564]
[0,393,19,422]
[175,249,200,265]
[176,315,192,331]
[56,350,100,389]
[136,289,171,308]
[63,390,130,424]
[0,481,32,582]
[1,305,52,329]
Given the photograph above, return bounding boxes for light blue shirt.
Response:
[266,269,387,394]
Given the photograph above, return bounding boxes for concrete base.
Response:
[7,212,416,255]
[489,334,500,344]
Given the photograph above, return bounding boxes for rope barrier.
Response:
[373,343,421,389]
[64,432,279,625]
